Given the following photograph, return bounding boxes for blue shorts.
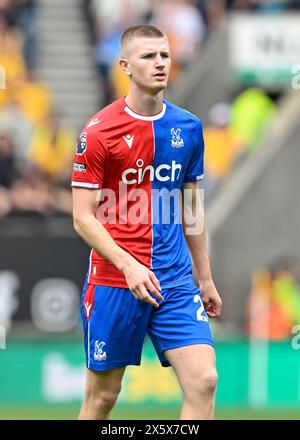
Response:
[81,281,214,371]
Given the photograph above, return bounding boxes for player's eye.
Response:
[161,53,170,58]
[142,54,154,59]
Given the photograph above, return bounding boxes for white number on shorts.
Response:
[194,294,208,322]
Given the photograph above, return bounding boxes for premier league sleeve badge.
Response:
[76,132,87,155]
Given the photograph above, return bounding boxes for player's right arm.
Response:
[72,126,162,308]
[72,188,162,307]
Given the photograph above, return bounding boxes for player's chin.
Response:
[153,76,168,85]
[151,82,167,93]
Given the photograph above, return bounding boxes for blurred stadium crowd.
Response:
[1,0,294,218]
[0,0,75,217]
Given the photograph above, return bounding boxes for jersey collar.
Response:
[123,99,167,121]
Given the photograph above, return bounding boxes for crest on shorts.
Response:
[171,128,184,148]
[94,340,107,361]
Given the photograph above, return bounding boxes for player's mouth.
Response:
[153,72,166,80]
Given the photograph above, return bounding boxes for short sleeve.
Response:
[71,126,108,189]
[184,119,204,182]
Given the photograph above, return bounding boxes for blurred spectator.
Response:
[0,10,25,75]
[91,0,148,30]
[27,112,76,183]
[12,71,53,123]
[151,0,206,81]
[109,60,130,100]
[0,133,16,187]
[270,256,300,327]
[0,133,55,218]
[0,0,13,14]
[0,11,25,107]
[93,0,141,104]
[53,185,73,216]
[245,257,300,340]
[15,0,38,71]
[2,165,72,217]
[10,170,55,216]
[141,0,158,22]
[0,99,33,162]
[245,268,292,340]
[0,185,11,216]
[204,102,244,180]
[94,22,122,104]
[0,0,25,25]
[230,87,276,150]
[202,0,225,30]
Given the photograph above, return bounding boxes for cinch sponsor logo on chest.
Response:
[121,158,182,185]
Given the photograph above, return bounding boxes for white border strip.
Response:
[87,320,91,369]
[150,121,156,269]
[124,103,166,121]
[71,181,99,189]
[87,249,93,283]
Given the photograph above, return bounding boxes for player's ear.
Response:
[119,58,131,77]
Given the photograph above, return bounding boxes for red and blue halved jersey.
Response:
[72,97,204,288]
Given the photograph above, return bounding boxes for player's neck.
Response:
[125,89,164,116]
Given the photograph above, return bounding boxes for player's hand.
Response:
[123,261,163,308]
[199,281,222,318]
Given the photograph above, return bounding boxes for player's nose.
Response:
[155,54,165,67]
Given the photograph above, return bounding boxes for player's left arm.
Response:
[182,181,222,318]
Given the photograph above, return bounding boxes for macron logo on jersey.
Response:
[123,134,134,149]
[122,158,182,185]
[84,301,92,318]
[87,117,101,129]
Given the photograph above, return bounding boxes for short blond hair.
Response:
[120,24,167,56]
